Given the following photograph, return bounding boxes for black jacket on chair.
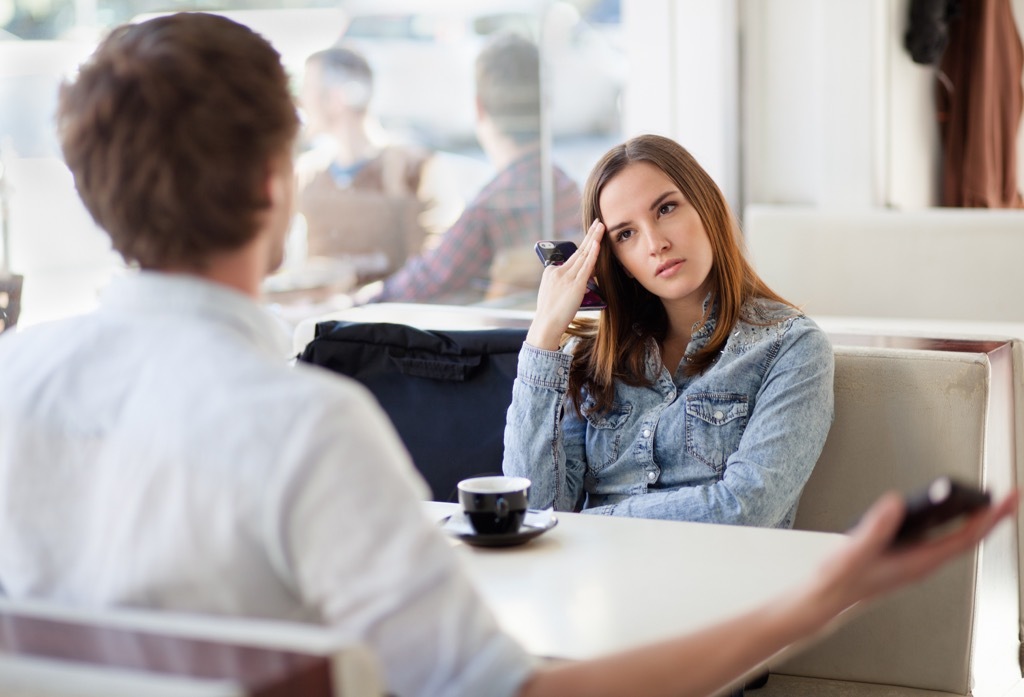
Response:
[298,321,528,502]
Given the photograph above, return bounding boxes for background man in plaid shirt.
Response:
[366,33,582,306]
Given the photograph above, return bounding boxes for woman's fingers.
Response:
[562,220,604,280]
[583,217,605,245]
[545,220,604,283]
[528,223,607,350]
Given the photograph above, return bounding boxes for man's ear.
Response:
[264,155,293,208]
[263,162,280,205]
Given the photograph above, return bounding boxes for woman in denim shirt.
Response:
[503,135,834,527]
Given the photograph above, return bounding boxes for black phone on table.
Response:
[534,241,606,311]
[890,477,991,548]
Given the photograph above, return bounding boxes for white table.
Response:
[423,501,846,661]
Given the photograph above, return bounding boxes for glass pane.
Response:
[0,0,623,330]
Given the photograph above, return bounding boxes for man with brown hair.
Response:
[0,14,533,697]
[0,13,1015,697]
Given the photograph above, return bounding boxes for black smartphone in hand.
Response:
[534,241,606,311]
[891,477,991,548]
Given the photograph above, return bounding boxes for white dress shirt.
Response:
[0,272,534,697]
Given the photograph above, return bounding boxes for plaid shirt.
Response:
[375,148,581,303]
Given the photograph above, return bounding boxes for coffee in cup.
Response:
[457,476,531,536]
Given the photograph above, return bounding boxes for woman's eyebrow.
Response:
[602,189,675,235]
[649,191,675,211]
[606,219,630,235]
[605,191,677,234]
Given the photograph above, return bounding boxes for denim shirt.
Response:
[502,298,835,528]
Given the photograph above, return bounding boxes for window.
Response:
[0,0,623,331]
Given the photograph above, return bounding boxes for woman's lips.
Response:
[656,259,685,277]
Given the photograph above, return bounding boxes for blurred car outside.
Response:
[337,0,624,148]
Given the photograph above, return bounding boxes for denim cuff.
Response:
[581,503,617,516]
[517,342,573,390]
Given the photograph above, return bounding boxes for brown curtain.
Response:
[939,0,1024,208]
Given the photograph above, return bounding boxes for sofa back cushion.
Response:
[780,346,998,694]
[744,205,1024,323]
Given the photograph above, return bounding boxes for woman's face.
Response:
[599,161,714,309]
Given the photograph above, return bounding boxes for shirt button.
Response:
[714,410,724,420]
[647,471,657,481]
[642,429,651,438]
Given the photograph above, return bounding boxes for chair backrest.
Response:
[299,320,528,501]
[300,176,425,284]
[0,598,384,697]
[486,246,543,301]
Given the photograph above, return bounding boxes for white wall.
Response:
[621,0,740,211]
[742,0,889,208]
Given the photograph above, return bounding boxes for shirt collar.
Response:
[99,271,292,359]
[690,292,718,341]
[643,292,719,377]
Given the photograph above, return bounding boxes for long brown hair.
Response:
[566,134,793,414]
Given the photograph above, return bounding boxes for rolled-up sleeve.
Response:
[502,342,588,511]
